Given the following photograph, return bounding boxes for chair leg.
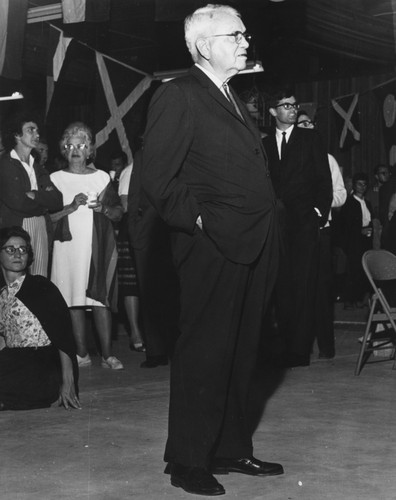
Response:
[376,290,396,369]
[355,299,377,376]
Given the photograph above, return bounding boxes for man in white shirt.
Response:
[0,114,62,276]
[297,111,347,359]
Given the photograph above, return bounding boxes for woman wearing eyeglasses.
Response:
[0,226,80,410]
[49,122,124,370]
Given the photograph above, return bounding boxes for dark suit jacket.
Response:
[0,153,63,227]
[263,126,332,228]
[340,194,373,257]
[141,65,276,265]
[128,149,171,252]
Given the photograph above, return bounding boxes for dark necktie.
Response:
[223,83,244,121]
[280,131,287,160]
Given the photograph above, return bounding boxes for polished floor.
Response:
[2,307,396,500]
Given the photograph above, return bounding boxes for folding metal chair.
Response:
[355,250,396,375]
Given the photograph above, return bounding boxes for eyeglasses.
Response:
[1,245,29,255]
[64,143,88,151]
[275,102,300,111]
[207,31,252,44]
[297,120,314,128]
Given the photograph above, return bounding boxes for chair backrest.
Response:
[362,250,396,283]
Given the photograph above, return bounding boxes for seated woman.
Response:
[0,226,80,411]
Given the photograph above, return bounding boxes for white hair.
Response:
[184,4,241,62]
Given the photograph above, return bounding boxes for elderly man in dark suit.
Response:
[263,89,332,368]
[141,4,282,496]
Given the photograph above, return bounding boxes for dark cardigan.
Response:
[0,153,63,227]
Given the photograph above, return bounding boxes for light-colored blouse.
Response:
[0,274,50,349]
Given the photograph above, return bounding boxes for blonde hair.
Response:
[184,4,240,62]
[60,121,95,159]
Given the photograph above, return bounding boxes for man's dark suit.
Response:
[141,65,278,468]
[263,126,332,365]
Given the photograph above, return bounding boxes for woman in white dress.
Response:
[50,122,124,370]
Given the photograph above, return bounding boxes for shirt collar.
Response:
[1,274,25,297]
[276,125,294,141]
[195,63,226,91]
[353,194,365,204]
[11,149,34,168]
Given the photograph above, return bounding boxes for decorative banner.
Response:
[45,26,153,165]
[374,80,396,166]
[331,94,361,151]
[0,0,28,79]
[95,54,153,163]
[45,27,72,116]
[61,0,111,24]
[53,32,72,82]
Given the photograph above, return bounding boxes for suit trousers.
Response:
[275,218,320,362]
[133,236,179,359]
[164,221,278,468]
[313,227,335,357]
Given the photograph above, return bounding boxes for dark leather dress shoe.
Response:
[211,456,284,476]
[165,463,225,496]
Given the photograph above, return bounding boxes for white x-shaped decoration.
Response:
[95,52,152,163]
[331,94,361,148]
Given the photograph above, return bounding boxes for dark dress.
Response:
[0,274,77,411]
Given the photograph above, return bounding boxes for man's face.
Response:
[270,97,299,129]
[376,167,390,185]
[354,179,368,196]
[16,122,39,150]
[35,142,48,166]
[206,13,249,80]
[110,157,125,176]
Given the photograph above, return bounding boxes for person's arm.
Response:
[58,350,81,410]
[92,178,124,222]
[141,82,200,233]
[388,193,396,221]
[50,193,88,222]
[312,133,333,225]
[120,194,128,213]
[92,200,123,221]
[0,158,52,216]
[328,154,347,208]
[28,164,63,211]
